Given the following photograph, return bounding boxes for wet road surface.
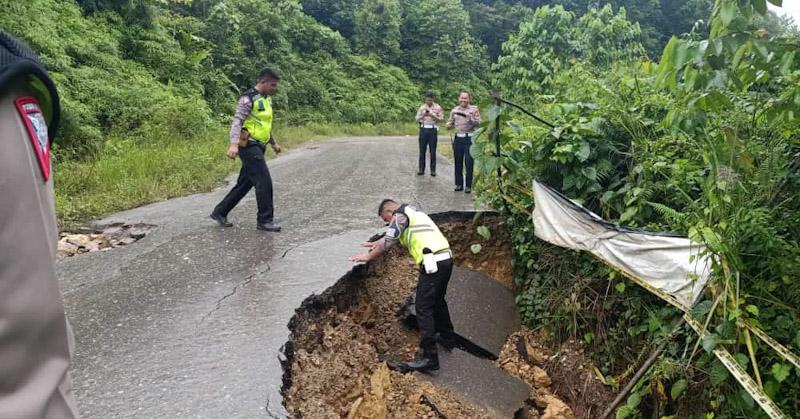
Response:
[57,136,476,418]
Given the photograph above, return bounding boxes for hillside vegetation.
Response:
[2,1,799,417]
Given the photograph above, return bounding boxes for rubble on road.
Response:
[57,223,156,258]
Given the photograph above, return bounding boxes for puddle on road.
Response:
[281,214,606,418]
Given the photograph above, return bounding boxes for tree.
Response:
[398,0,490,100]
[493,4,645,100]
[463,0,533,60]
[353,0,402,62]
[300,0,360,39]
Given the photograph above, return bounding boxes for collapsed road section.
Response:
[281,213,600,418]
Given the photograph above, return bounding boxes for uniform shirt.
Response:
[446,104,481,134]
[415,103,444,126]
[229,93,276,145]
[374,212,409,253]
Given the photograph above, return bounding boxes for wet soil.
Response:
[497,329,615,419]
[282,214,610,418]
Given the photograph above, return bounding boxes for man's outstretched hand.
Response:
[349,254,370,263]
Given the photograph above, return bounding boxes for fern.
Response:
[646,201,688,225]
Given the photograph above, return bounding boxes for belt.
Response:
[455,132,472,138]
[421,124,437,129]
[433,249,452,261]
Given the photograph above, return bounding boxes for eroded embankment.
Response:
[281,213,609,418]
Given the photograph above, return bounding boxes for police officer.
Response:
[210,68,283,232]
[446,90,481,193]
[414,92,443,176]
[0,32,80,418]
[349,199,455,372]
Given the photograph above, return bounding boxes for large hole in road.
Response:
[281,213,610,418]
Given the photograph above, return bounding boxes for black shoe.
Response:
[210,212,233,227]
[437,332,458,351]
[465,187,472,194]
[430,172,436,177]
[454,186,463,192]
[417,171,424,176]
[387,351,439,373]
[256,222,281,232]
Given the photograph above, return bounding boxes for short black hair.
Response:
[424,91,435,98]
[258,67,280,82]
[378,199,397,216]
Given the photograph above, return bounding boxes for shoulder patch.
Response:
[15,96,50,181]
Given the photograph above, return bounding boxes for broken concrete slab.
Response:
[418,345,530,418]
[447,266,521,356]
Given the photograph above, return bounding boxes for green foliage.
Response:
[475,1,799,417]
[493,5,644,101]
[353,0,401,62]
[518,0,713,55]
[463,0,534,60]
[397,0,490,101]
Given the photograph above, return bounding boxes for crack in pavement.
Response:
[197,239,305,327]
[197,264,270,326]
[280,243,303,258]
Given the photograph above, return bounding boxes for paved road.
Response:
[57,136,476,418]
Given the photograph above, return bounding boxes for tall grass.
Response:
[55,122,417,226]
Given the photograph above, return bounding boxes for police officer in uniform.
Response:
[414,92,443,176]
[0,32,80,418]
[211,68,282,232]
[349,199,455,372]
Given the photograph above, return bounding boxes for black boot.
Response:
[437,332,458,351]
[387,350,439,373]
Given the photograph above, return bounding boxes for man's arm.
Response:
[227,95,252,159]
[433,104,444,122]
[350,213,407,262]
[446,109,455,129]
[229,95,252,145]
[268,134,281,153]
[469,106,481,130]
[415,105,425,123]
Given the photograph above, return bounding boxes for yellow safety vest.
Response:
[397,206,450,265]
[242,90,273,142]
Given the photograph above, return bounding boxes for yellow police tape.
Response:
[685,315,788,419]
[741,321,800,370]
[588,253,794,419]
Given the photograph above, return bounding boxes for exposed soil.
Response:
[282,213,610,418]
[497,329,615,419]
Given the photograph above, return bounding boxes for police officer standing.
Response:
[446,90,481,193]
[414,92,443,176]
[349,199,455,373]
[0,32,80,418]
[210,68,283,232]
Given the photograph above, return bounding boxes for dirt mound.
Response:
[283,244,492,418]
[497,329,615,419]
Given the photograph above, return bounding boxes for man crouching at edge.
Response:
[349,199,456,372]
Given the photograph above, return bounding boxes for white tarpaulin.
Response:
[532,180,711,310]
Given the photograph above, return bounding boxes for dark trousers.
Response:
[416,259,454,354]
[418,127,438,173]
[453,135,474,188]
[213,141,274,224]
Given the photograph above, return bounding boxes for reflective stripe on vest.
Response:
[242,94,273,142]
[398,206,450,265]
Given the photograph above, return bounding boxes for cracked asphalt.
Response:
[57,136,476,418]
